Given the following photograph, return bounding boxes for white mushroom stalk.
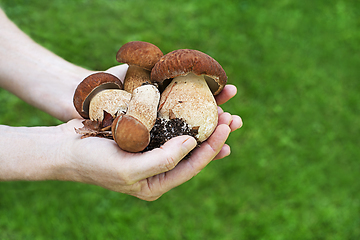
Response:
[158,72,218,142]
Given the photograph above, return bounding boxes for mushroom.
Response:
[73,72,131,121]
[116,41,163,93]
[112,84,160,152]
[151,49,227,142]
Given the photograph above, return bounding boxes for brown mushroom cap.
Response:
[151,49,227,95]
[73,72,123,119]
[112,115,150,153]
[116,41,163,71]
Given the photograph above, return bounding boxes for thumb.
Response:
[128,135,197,182]
[148,135,197,173]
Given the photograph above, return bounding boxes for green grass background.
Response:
[0,0,359,239]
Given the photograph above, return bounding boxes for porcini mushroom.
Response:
[112,84,160,152]
[116,41,163,93]
[73,72,131,121]
[151,49,227,142]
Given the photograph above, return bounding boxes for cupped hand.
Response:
[59,119,220,200]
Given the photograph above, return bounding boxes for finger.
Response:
[229,115,243,131]
[215,84,237,105]
[218,111,232,126]
[218,110,243,132]
[213,144,231,160]
[151,124,231,192]
[217,106,224,115]
[124,135,197,183]
[187,124,231,172]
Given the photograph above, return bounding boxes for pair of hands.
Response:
[58,65,242,201]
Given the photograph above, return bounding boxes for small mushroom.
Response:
[112,84,160,152]
[151,49,227,142]
[73,72,131,121]
[116,41,163,93]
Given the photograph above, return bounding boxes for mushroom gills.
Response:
[158,72,218,142]
[204,75,220,95]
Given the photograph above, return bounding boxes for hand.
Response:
[59,118,237,201]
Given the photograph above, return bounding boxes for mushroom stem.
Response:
[112,84,160,152]
[127,84,160,131]
[158,72,218,142]
[123,65,152,93]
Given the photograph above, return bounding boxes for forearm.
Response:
[0,9,93,121]
[0,124,71,181]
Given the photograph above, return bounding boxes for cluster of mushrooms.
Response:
[73,41,227,153]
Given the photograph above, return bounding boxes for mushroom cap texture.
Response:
[151,49,227,95]
[112,115,150,153]
[73,72,123,119]
[116,41,163,71]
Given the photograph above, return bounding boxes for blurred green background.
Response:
[0,0,359,239]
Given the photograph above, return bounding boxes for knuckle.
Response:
[162,154,178,172]
[119,171,136,186]
[134,178,164,201]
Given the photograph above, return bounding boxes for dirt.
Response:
[144,117,199,152]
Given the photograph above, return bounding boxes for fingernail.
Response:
[182,137,197,152]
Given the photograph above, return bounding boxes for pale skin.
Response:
[0,9,242,201]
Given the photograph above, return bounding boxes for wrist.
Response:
[0,124,72,182]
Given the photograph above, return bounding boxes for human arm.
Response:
[0,8,95,122]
